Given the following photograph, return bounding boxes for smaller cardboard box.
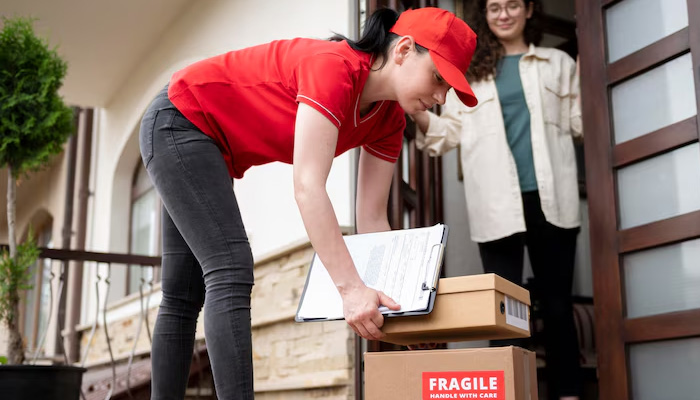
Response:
[364,346,537,400]
[382,274,530,345]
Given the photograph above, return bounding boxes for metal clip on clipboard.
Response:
[419,243,445,296]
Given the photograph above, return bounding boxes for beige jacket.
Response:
[417,45,582,242]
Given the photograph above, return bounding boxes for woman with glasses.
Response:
[410,1,582,399]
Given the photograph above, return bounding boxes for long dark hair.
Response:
[330,8,426,70]
[467,0,543,82]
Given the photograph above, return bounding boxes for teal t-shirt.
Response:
[495,54,537,192]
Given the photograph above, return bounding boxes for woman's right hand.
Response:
[340,284,400,341]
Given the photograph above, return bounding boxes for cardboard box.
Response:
[381,274,530,345]
[364,346,537,400]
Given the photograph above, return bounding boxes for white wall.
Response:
[83,0,357,323]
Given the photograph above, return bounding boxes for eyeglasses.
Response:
[485,1,524,19]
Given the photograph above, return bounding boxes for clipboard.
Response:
[295,224,449,322]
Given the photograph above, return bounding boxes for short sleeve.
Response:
[362,104,406,163]
[295,54,355,129]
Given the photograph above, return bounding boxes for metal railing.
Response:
[18,247,161,400]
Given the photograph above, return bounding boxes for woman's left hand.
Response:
[340,284,400,341]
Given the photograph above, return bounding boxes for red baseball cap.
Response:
[390,7,478,107]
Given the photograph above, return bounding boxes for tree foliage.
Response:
[0,17,74,176]
[0,17,73,364]
[0,233,39,322]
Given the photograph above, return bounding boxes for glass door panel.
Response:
[624,238,700,318]
[606,0,688,62]
[611,53,696,144]
[629,337,700,400]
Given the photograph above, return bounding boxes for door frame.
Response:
[576,0,700,398]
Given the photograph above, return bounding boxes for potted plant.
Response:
[0,17,85,399]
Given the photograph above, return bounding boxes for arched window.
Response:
[127,161,161,294]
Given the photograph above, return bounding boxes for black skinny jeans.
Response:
[478,191,582,399]
[140,86,255,400]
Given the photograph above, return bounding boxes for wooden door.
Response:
[576,0,700,398]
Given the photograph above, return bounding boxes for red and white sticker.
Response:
[422,371,505,399]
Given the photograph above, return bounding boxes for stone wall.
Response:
[252,244,355,398]
[79,304,162,367]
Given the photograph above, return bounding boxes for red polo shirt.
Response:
[168,38,406,178]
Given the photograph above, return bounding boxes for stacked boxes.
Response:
[365,274,537,400]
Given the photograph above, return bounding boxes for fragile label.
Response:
[422,370,505,399]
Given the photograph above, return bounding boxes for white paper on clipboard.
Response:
[295,224,448,321]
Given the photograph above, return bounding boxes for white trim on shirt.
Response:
[297,95,341,127]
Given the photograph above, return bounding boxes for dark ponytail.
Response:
[330,8,400,69]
